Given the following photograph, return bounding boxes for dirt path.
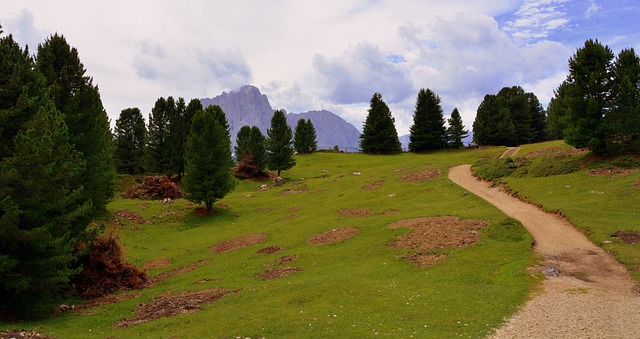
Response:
[499,147,521,159]
[448,164,640,338]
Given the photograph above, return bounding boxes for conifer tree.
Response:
[446,108,468,148]
[266,110,296,176]
[409,89,447,152]
[235,125,267,170]
[114,107,146,174]
[182,106,236,213]
[1,102,91,318]
[294,118,318,154]
[360,93,402,154]
[145,97,170,173]
[36,34,115,214]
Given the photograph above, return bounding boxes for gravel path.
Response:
[449,164,640,338]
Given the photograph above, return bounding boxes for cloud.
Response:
[312,41,413,105]
[503,0,570,43]
[3,9,47,51]
[585,0,601,18]
[133,40,252,93]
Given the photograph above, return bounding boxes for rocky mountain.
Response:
[200,85,361,151]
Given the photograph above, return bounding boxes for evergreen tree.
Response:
[563,39,614,154]
[266,110,296,176]
[145,97,170,173]
[235,125,267,170]
[546,81,573,140]
[182,106,236,213]
[498,86,534,145]
[527,92,548,142]
[1,102,91,319]
[473,94,517,146]
[360,93,402,154]
[446,108,468,148]
[114,107,146,174]
[409,88,447,152]
[294,118,318,154]
[165,97,183,177]
[36,34,115,214]
[0,34,43,159]
[609,48,640,149]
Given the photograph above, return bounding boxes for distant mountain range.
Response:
[200,85,361,151]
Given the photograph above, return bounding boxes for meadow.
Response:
[3,143,638,338]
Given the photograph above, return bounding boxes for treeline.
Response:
[114,103,317,177]
[359,90,469,154]
[1,28,115,317]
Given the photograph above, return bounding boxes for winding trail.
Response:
[448,164,640,338]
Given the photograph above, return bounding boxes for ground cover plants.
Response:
[2,149,538,338]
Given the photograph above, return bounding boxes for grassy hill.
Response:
[3,143,638,338]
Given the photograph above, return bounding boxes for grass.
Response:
[3,149,538,338]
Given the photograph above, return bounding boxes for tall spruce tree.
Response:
[36,34,115,214]
[527,92,547,142]
[609,48,640,148]
[498,86,534,145]
[563,39,614,154]
[266,110,296,176]
[145,97,170,173]
[409,88,447,152]
[114,107,146,174]
[182,106,236,213]
[360,93,402,154]
[294,118,318,154]
[235,125,267,170]
[1,102,91,319]
[446,108,468,148]
[473,94,517,146]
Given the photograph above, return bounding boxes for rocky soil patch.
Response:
[114,209,146,225]
[113,288,239,328]
[338,208,374,217]
[362,180,384,190]
[588,167,637,178]
[149,260,210,285]
[0,330,51,339]
[388,216,487,253]
[142,258,172,270]
[260,267,301,280]
[397,167,441,182]
[209,234,268,254]
[612,230,640,244]
[307,227,359,245]
[257,245,283,254]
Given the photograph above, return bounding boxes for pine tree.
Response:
[114,107,146,174]
[409,89,447,152]
[498,86,534,145]
[36,34,115,214]
[294,118,318,154]
[145,97,170,173]
[472,94,517,146]
[360,93,402,154]
[182,106,236,213]
[527,92,547,143]
[446,108,468,148]
[266,110,296,176]
[235,125,267,170]
[1,102,91,318]
[609,48,640,149]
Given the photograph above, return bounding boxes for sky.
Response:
[2,0,639,136]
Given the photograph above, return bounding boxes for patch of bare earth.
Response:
[277,255,298,265]
[634,178,640,189]
[401,253,448,268]
[397,167,442,182]
[74,293,140,315]
[115,209,146,224]
[113,288,239,328]
[388,216,486,251]
[281,185,308,196]
[588,167,637,178]
[0,330,52,339]
[524,146,588,158]
[612,230,640,244]
[448,165,640,338]
[261,267,301,280]
[308,227,359,245]
[362,181,384,190]
[209,234,268,254]
[278,214,299,222]
[142,258,171,270]
[257,245,283,254]
[338,208,374,217]
[149,260,210,285]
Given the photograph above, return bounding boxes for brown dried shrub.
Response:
[124,175,182,200]
[233,152,270,180]
[72,233,148,299]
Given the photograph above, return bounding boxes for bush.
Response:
[485,218,527,242]
[473,158,527,181]
[72,233,148,299]
[124,175,182,199]
[528,156,581,177]
[233,152,270,180]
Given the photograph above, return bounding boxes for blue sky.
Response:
[2,0,639,135]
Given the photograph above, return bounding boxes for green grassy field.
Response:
[7,145,623,338]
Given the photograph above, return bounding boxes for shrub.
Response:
[528,155,581,177]
[72,233,148,299]
[473,158,525,181]
[124,175,182,199]
[485,218,527,242]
